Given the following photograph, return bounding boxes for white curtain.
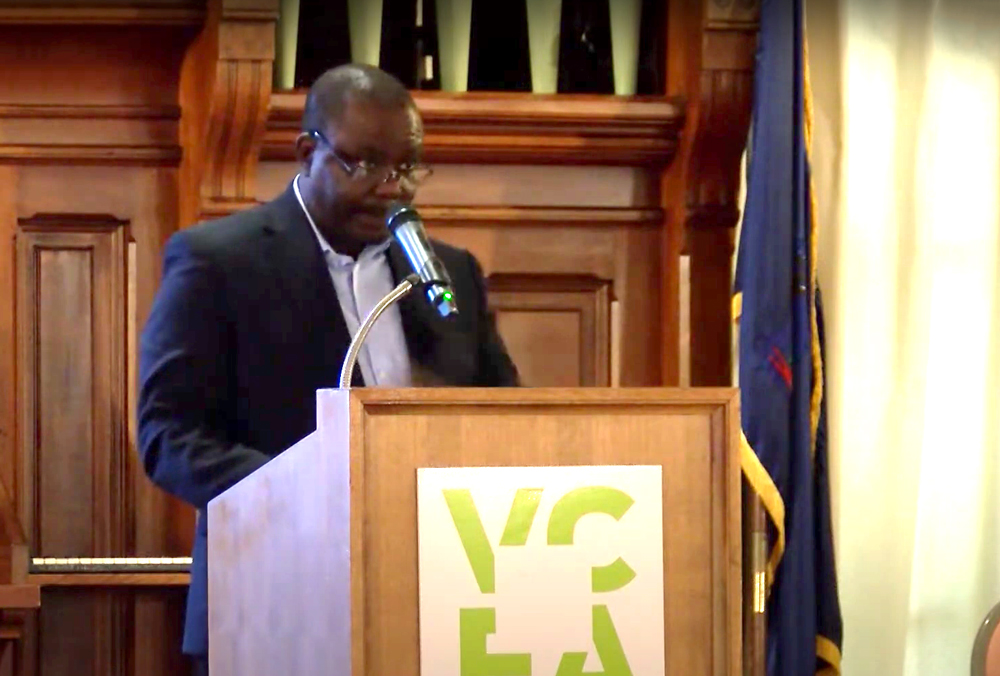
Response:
[806,0,1000,673]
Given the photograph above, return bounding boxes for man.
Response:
[137,64,519,675]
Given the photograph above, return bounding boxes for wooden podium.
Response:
[207,388,742,676]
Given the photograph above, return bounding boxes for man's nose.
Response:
[373,173,412,200]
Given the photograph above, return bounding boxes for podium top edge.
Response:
[317,387,739,407]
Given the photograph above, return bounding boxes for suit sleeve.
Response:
[137,231,270,509]
[466,252,521,386]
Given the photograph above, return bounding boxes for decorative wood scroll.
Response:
[180,0,279,222]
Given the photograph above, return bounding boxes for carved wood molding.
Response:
[182,0,278,220]
[688,1,757,235]
[264,91,684,166]
[200,57,272,205]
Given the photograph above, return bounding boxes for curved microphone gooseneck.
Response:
[339,273,421,389]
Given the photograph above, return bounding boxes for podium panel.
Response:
[207,388,741,676]
[415,463,667,675]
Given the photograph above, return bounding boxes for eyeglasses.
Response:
[308,130,433,188]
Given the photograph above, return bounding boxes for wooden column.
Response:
[677,0,758,387]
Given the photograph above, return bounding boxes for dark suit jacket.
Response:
[137,183,518,657]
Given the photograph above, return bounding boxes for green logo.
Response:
[443,487,636,676]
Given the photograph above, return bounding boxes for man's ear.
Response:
[294,132,316,176]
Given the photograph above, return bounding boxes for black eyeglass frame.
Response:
[308,129,433,188]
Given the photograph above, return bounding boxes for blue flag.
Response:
[733,0,844,674]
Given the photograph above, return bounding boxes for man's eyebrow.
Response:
[344,145,387,161]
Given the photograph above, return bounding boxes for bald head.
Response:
[301,64,415,132]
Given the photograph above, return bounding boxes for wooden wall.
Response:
[0,0,757,673]
[0,5,204,675]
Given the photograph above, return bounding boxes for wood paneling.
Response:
[0,5,201,675]
[23,587,188,676]
[489,274,611,387]
[0,167,16,501]
[15,215,130,557]
[0,169,194,676]
[415,212,661,388]
[11,215,173,676]
[0,26,192,107]
[260,161,660,208]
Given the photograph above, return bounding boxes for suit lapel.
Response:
[262,182,362,386]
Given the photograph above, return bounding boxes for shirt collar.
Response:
[292,174,391,260]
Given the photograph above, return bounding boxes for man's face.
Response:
[296,96,424,249]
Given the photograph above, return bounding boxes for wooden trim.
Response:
[0,6,205,26]
[420,206,663,227]
[0,145,181,166]
[193,203,666,226]
[198,200,262,219]
[345,386,737,407]
[264,91,685,166]
[0,105,181,121]
[0,584,38,610]
[221,7,279,21]
[0,584,38,609]
[0,481,25,550]
[27,573,190,587]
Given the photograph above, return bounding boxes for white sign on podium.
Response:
[416,465,665,676]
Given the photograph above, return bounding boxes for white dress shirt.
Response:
[293,175,412,387]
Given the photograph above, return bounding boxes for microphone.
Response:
[385,203,459,317]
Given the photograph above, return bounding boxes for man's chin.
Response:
[350,214,390,243]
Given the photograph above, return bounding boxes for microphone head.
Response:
[385,202,420,233]
[383,202,459,318]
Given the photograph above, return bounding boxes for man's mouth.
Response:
[351,212,389,237]
[354,211,384,223]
